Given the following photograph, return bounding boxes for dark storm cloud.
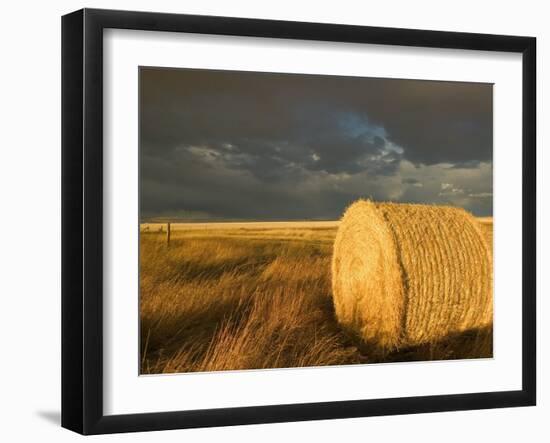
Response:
[140,67,493,219]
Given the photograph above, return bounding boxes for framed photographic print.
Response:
[61,8,536,435]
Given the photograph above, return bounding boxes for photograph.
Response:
[138,67,494,375]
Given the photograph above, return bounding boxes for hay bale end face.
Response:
[331,200,493,353]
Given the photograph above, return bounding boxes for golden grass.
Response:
[141,220,340,231]
[140,215,493,374]
[140,226,360,374]
[332,200,493,355]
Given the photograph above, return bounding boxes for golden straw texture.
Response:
[332,200,493,353]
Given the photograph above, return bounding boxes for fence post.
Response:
[166,222,171,246]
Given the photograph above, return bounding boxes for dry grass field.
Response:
[140,217,493,374]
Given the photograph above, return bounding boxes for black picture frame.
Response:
[62,8,536,435]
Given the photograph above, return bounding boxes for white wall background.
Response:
[0,1,545,441]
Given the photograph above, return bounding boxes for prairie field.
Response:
[140,217,493,374]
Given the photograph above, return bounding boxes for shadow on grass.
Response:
[355,325,493,364]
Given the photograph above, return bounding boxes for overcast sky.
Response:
[140,67,492,221]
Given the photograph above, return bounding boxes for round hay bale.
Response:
[331,200,493,353]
